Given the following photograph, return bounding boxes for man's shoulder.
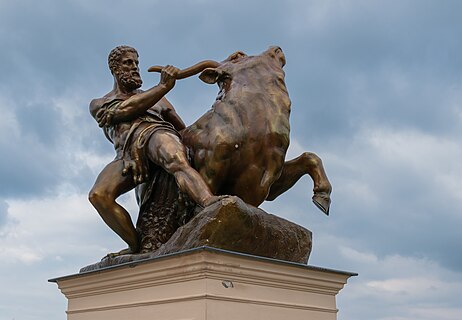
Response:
[89,96,105,108]
[89,93,122,117]
[91,89,144,106]
[89,97,105,117]
[89,88,145,118]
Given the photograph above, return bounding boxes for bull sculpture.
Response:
[203,47,331,212]
[136,47,332,250]
[148,46,331,213]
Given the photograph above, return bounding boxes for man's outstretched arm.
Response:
[96,66,179,127]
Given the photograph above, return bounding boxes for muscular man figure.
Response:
[89,45,218,255]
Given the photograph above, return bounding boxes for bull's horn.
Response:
[148,60,220,79]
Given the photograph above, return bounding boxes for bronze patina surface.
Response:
[86,46,331,269]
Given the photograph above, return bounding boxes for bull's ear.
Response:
[199,68,221,84]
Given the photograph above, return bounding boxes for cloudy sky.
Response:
[1,0,462,319]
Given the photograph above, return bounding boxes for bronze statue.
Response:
[89,46,221,256]
[87,45,331,266]
[178,47,331,212]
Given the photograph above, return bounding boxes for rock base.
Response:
[81,196,312,272]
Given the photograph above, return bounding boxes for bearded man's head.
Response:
[108,45,143,90]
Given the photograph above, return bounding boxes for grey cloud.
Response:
[283,0,462,142]
[14,102,62,147]
[0,93,105,198]
[0,200,7,227]
[0,136,63,197]
[318,144,462,272]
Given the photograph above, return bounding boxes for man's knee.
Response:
[162,153,190,174]
[89,187,111,208]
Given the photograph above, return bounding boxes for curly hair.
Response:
[108,45,138,74]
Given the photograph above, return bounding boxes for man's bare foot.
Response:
[101,247,136,261]
[202,195,230,207]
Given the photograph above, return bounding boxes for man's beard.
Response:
[118,71,143,91]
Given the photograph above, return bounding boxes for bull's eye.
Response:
[219,74,232,92]
[219,73,231,81]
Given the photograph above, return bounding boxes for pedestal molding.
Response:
[66,293,338,315]
[51,247,357,320]
[58,249,351,299]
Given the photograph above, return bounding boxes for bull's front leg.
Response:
[265,152,332,215]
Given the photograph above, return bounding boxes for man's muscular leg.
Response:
[147,131,220,207]
[88,160,140,254]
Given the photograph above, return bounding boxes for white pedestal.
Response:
[50,247,356,320]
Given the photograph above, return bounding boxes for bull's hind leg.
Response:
[266,152,332,215]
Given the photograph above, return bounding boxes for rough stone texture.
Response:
[156,196,312,261]
[80,196,312,272]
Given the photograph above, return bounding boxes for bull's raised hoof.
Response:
[312,192,331,216]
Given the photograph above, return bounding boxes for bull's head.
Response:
[147,46,287,93]
[198,46,286,85]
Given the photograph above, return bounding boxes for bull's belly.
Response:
[190,140,288,206]
[182,111,290,205]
